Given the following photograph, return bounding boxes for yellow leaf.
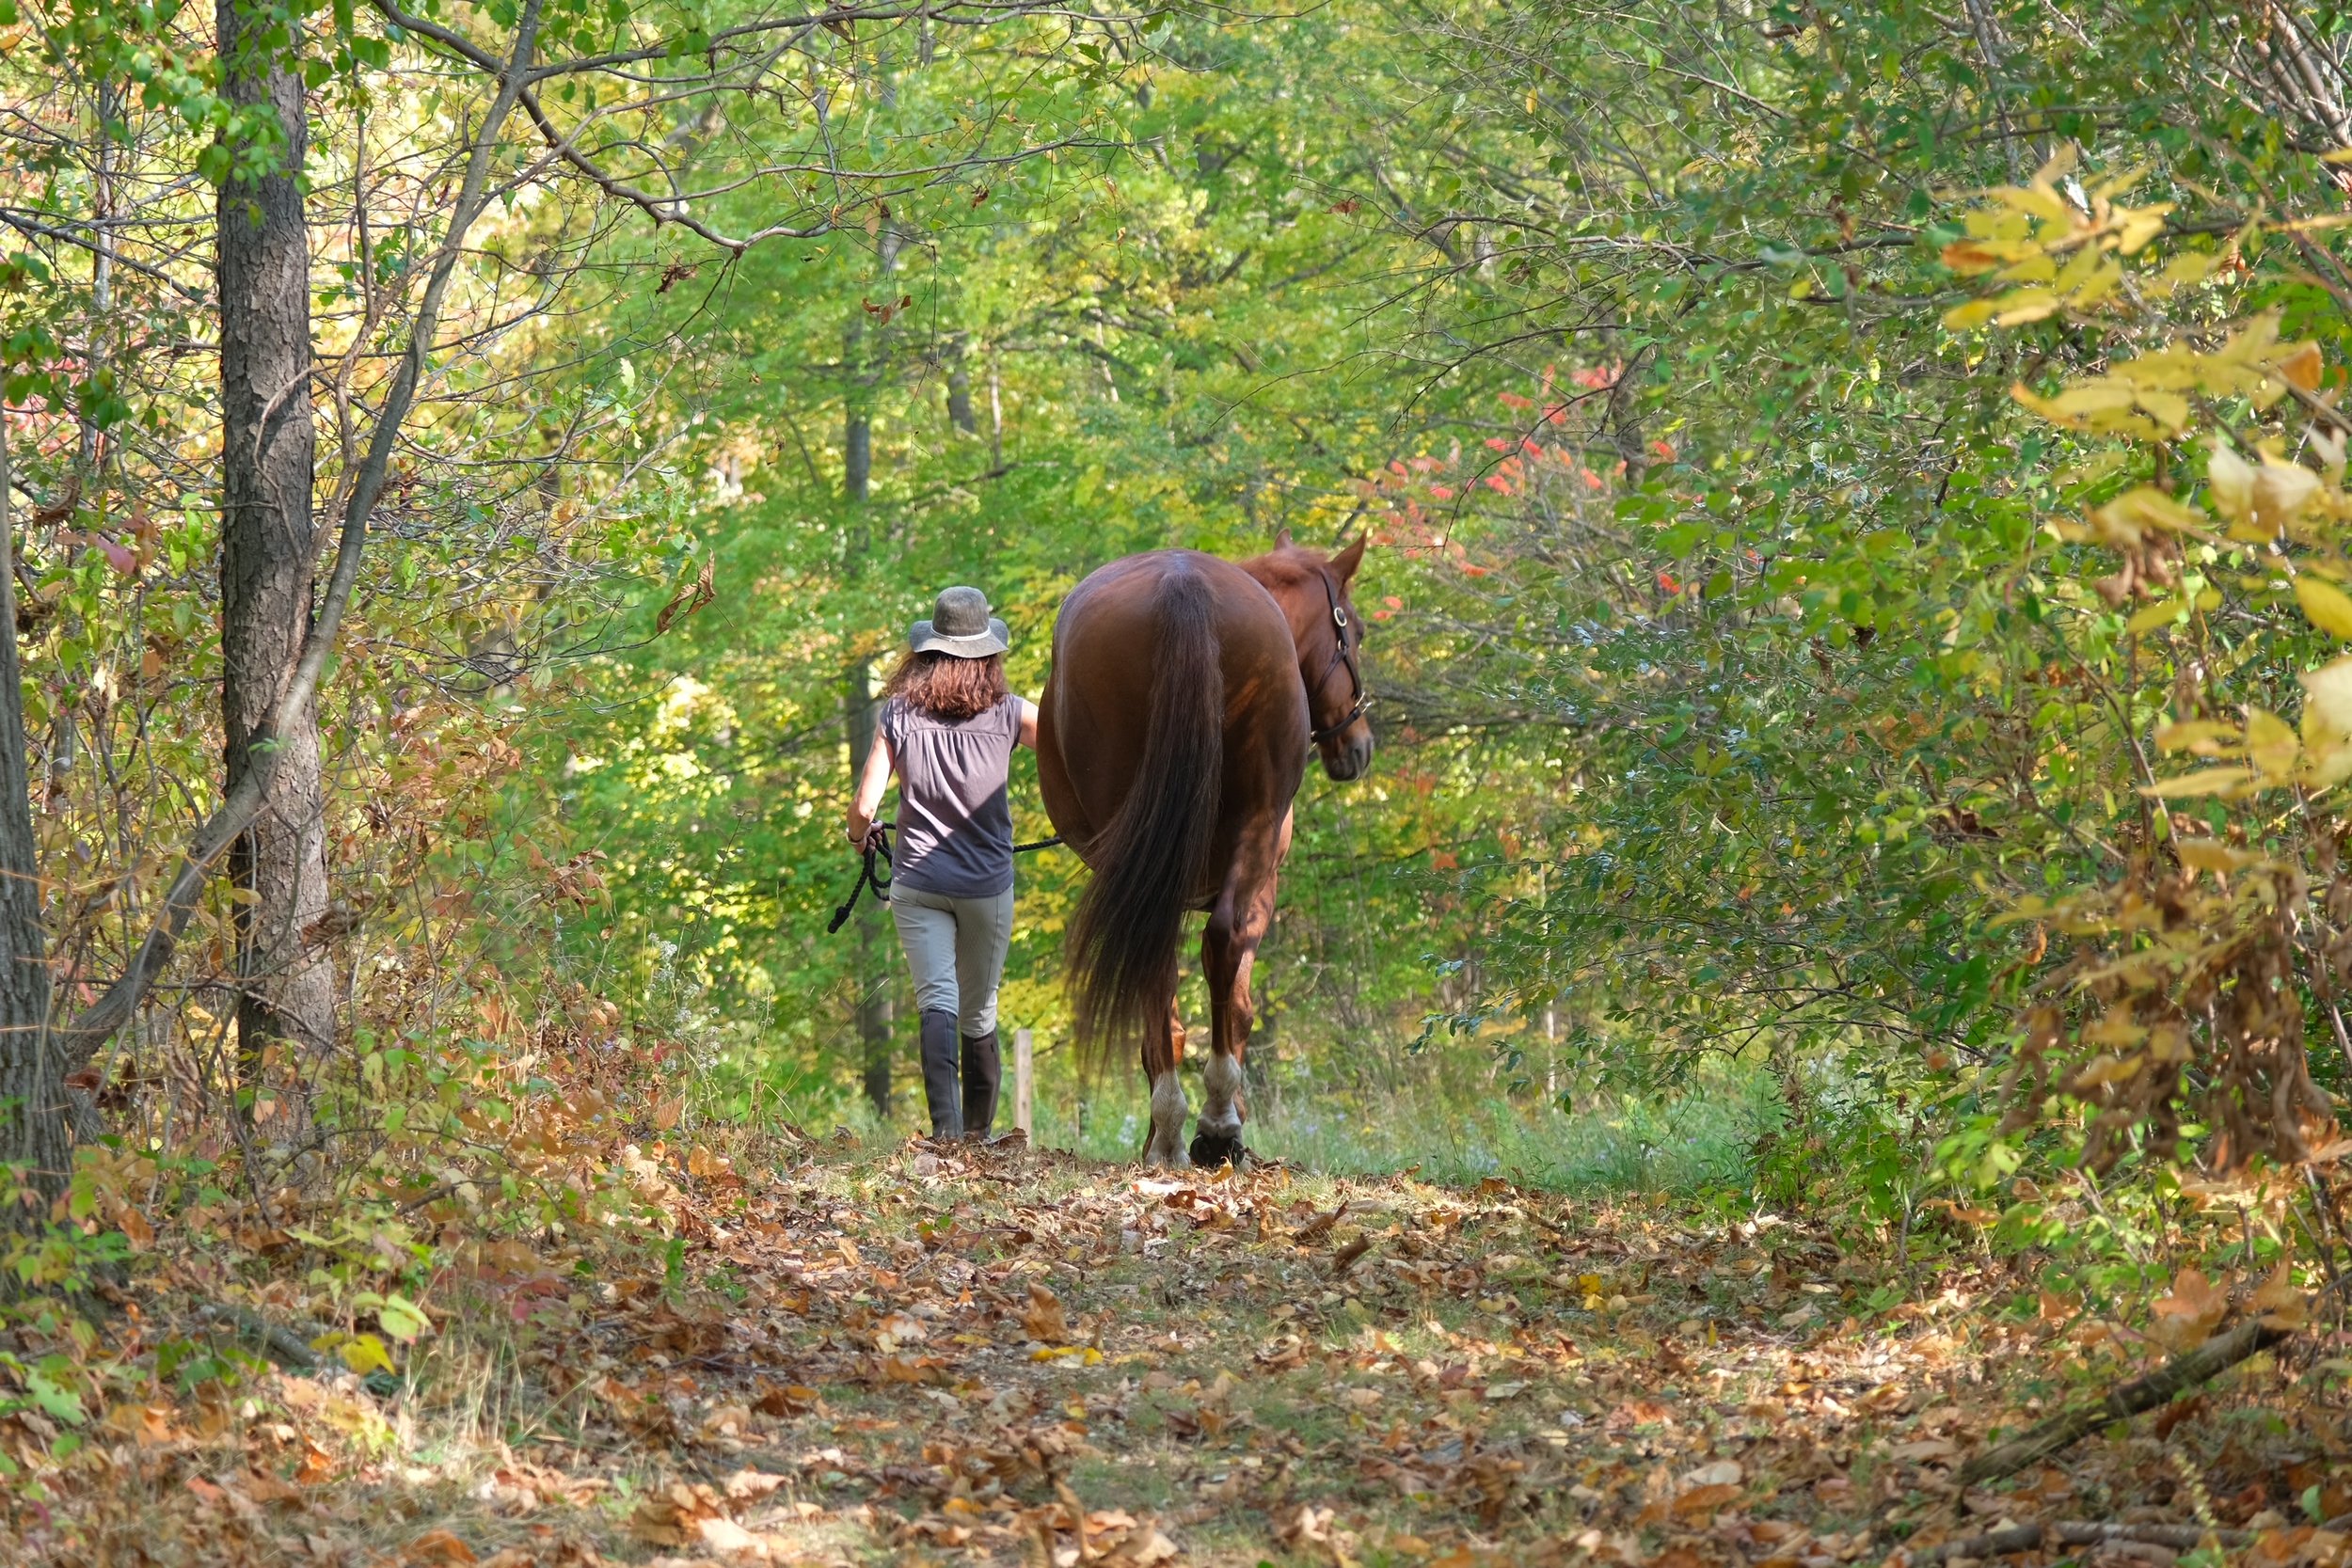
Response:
[2044,383,2139,418]
[2095,486,2208,535]
[2305,658,2352,745]
[2083,1010,2147,1047]
[2116,205,2175,255]
[335,1334,395,1377]
[2070,1053,2143,1091]
[2208,441,2255,528]
[2141,766,2253,800]
[2256,461,2322,530]
[2090,164,2150,199]
[2297,576,2352,640]
[2176,840,2262,873]
[2304,736,2352,790]
[2280,342,2325,392]
[2133,388,2189,431]
[1993,287,2061,325]
[1942,298,1998,331]
[2071,258,2125,308]
[2030,143,2080,185]
[1993,252,2058,284]
[2052,245,2104,293]
[2154,719,2241,755]
[2127,597,2188,634]
[2143,249,2220,299]
[2248,706,2302,779]
[1994,182,2072,224]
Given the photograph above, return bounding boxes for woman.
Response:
[846,585,1040,1140]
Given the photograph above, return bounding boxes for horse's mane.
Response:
[1239,543,1333,592]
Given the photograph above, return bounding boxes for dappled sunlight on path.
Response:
[15,1137,2342,1566]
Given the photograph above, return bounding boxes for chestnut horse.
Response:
[1037,538,1373,1165]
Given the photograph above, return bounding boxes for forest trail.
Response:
[24,1137,2333,1567]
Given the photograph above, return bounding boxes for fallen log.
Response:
[1956,1316,2291,1487]
[1900,1520,2263,1565]
[196,1302,319,1370]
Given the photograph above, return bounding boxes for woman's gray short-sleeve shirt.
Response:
[882,692,1021,897]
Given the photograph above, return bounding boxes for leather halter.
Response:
[1307,567,1369,745]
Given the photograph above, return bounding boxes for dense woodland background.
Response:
[5,0,2352,1395]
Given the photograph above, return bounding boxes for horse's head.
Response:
[1253,533,1375,782]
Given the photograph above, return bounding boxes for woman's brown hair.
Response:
[886,650,1009,721]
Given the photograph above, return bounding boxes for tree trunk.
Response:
[0,424,65,1204]
[841,227,902,512]
[946,336,977,435]
[843,391,871,506]
[845,659,893,1119]
[216,0,334,1122]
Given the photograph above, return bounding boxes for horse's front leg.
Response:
[1142,989,1190,1167]
[1191,816,1286,1168]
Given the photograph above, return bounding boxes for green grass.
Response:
[1012,1059,1782,1196]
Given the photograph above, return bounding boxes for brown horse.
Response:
[1037,538,1373,1165]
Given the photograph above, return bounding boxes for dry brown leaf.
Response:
[1022,1284,1072,1343]
[1671,1481,1744,1518]
[2150,1266,2229,1352]
[2251,1260,2311,1328]
[404,1530,479,1565]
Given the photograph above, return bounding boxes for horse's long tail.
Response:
[1067,562,1224,1067]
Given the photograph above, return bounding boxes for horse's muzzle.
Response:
[1322,734,1374,782]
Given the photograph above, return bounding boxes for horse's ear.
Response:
[1330,532,1367,582]
[1274,528,1293,549]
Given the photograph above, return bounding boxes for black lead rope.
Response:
[828,824,895,934]
[826,826,1065,934]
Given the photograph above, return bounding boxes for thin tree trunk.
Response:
[843,387,871,505]
[845,659,892,1119]
[0,422,63,1205]
[216,0,334,1121]
[946,335,977,436]
[842,227,902,514]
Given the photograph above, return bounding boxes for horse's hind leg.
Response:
[1191,818,1286,1168]
[1142,984,1190,1167]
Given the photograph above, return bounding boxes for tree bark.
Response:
[0,424,64,1205]
[946,335,977,435]
[216,0,335,1119]
[841,227,902,513]
[845,659,893,1119]
[843,390,872,506]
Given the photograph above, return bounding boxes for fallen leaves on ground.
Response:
[5,1133,2345,1565]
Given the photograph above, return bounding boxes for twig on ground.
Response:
[1901,1519,2269,1565]
[196,1302,319,1370]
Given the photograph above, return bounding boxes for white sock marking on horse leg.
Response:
[1200,1052,1244,1137]
[1147,1069,1190,1166]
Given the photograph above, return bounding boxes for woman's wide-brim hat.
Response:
[910,585,1010,658]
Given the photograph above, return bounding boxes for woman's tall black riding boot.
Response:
[918,1008,962,1139]
[961,1030,1001,1139]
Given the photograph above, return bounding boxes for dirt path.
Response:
[16,1138,2333,1565]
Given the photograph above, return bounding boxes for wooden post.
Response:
[1014,1027,1034,1139]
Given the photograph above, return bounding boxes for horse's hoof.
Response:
[1188,1130,1246,1169]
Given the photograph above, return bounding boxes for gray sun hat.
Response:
[909,585,1010,658]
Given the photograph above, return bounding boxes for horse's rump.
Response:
[1060,559,1225,1064]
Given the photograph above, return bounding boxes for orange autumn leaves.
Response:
[2147,1263,2314,1354]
